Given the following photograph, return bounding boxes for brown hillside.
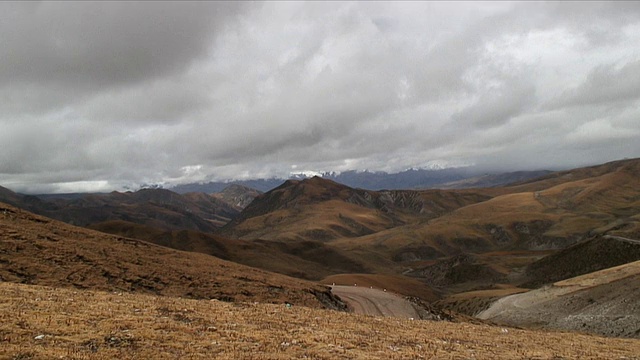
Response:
[0,202,343,309]
[88,220,366,280]
[333,158,640,276]
[522,235,640,288]
[504,157,640,193]
[0,185,24,206]
[225,176,492,241]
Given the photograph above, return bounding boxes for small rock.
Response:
[34,335,45,340]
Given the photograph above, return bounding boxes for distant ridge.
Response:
[171,179,284,193]
[0,186,239,231]
[169,168,554,193]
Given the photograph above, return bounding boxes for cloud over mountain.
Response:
[1,2,639,193]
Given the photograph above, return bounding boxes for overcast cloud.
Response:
[1,1,639,193]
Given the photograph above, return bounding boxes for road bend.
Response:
[331,285,420,319]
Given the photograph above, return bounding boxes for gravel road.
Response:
[331,285,420,319]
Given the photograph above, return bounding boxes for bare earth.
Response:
[331,285,420,319]
[478,260,640,338]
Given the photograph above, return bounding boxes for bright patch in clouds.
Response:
[567,119,640,144]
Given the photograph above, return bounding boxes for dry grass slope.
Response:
[331,158,640,281]
[225,177,492,242]
[89,220,367,280]
[0,202,341,309]
[2,282,639,360]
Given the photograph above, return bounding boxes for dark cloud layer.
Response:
[1,2,239,86]
[0,2,639,193]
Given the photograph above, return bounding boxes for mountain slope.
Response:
[0,202,342,309]
[435,170,553,189]
[521,235,640,288]
[225,176,492,241]
[334,158,640,267]
[88,220,366,280]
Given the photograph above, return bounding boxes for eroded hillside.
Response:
[478,260,640,338]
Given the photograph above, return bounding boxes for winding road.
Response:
[331,285,420,319]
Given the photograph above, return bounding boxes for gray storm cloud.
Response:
[0,1,639,193]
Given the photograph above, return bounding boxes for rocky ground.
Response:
[478,261,640,338]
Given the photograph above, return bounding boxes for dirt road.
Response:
[331,285,420,319]
[603,234,640,245]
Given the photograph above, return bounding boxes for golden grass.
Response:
[233,200,395,241]
[331,163,640,269]
[2,282,639,360]
[554,260,640,288]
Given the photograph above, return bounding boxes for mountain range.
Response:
[169,168,553,193]
[1,157,640,343]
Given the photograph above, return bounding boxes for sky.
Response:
[1,1,640,194]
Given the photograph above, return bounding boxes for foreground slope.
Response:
[478,260,640,338]
[0,202,341,309]
[2,282,639,360]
